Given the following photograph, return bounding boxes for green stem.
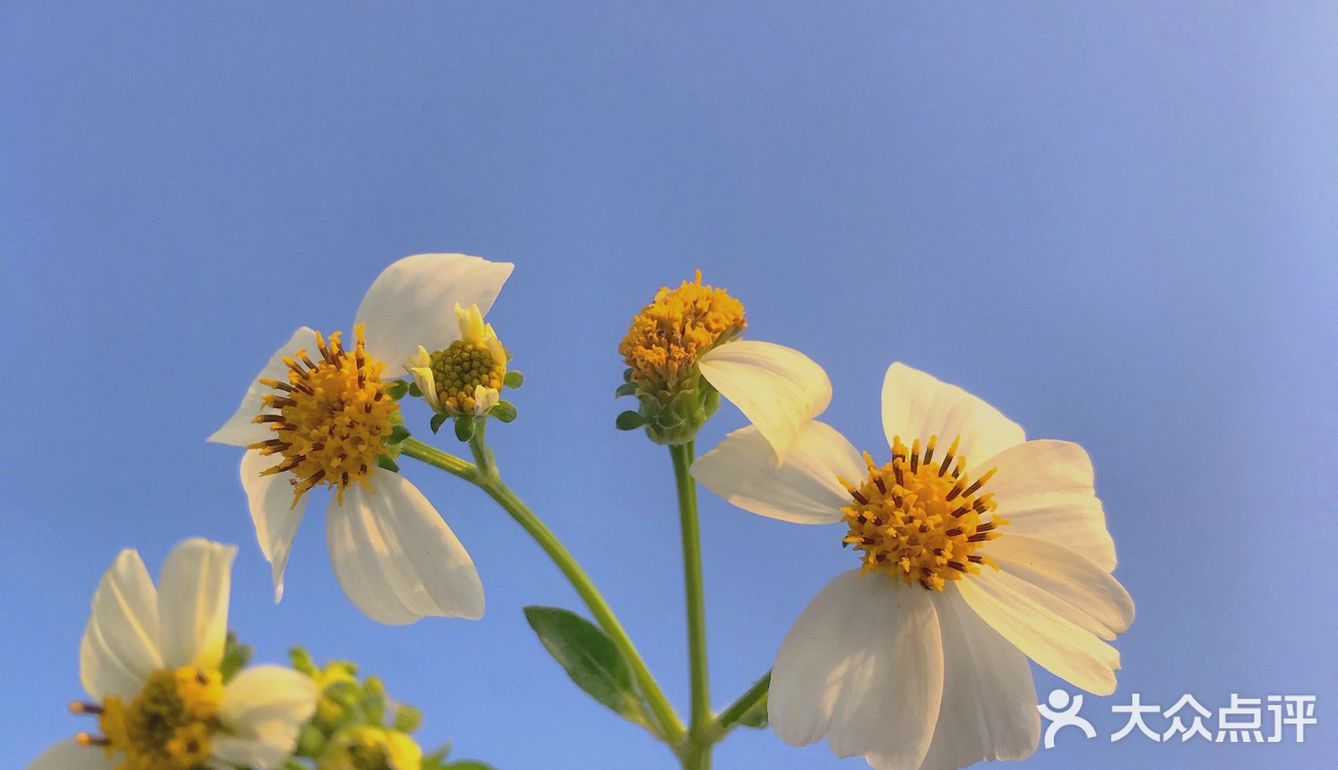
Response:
[709,671,771,740]
[400,436,687,746]
[399,438,476,481]
[670,441,712,770]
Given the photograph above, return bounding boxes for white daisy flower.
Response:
[693,362,1135,770]
[209,253,513,624]
[25,538,318,770]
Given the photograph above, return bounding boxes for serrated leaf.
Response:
[615,410,645,430]
[524,606,647,725]
[430,413,449,434]
[454,415,476,442]
[615,382,638,398]
[503,370,524,389]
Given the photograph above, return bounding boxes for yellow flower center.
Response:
[426,341,505,413]
[75,667,224,770]
[839,435,1007,590]
[619,270,746,389]
[250,324,398,505]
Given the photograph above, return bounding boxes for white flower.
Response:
[693,362,1135,770]
[209,253,513,624]
[25,538,318,770]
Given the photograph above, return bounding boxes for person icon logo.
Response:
[1038,688,1098,749]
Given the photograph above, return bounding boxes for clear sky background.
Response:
[3,3,1336,769]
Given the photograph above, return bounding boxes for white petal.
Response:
[24,740,114,770]
[986,439,1117,571]
[692,422,860,525]
[958,566,1121,696]
[920,588,1040,770]
[79,549,162,701]
[209,327,318,447]
[880,362,1024,465]
[240,451,307,603]
[326,471,485,625]
[156,539,236,671]
[355,253,514,367]
[770,571,943,769]
[215,665,318,770]
[698,340,832,460]
[990,533,1134,640]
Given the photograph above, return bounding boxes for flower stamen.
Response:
[249,324,398,506]
[618,269,746,390]
[838,435,1008,590]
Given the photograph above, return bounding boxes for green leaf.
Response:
[385,380,409,400]
[430,413,449,434]
[503,370,525,389]
[615,410,645,430]
[523,606,647,725]
[454,415,476,442]
[219,632,252,682]
[615,382,638,398]
[376,455,400,473]
[490,400,518,423]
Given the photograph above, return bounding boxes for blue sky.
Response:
[3,3,1335,768]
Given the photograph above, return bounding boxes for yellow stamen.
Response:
[249,323,397,506]
[840,435,1007,590]
[618,269,746,390]
[79,667,225,770]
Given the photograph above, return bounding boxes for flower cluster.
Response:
[27,253,1134,770]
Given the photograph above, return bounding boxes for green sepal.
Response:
[615,410,645,430]
[503,370,525,389]
[219,631,252,683]
[393,703,423,733]
[615,382,638,398]
[387,425,412,445]
[385,380,410,400]
[430,413,449,434]
[408,381,423,398]
[623,367,634,382]
[454,415,476,442]
[491,400,518,423]
[376,455,400,473]
[523,606,650,727]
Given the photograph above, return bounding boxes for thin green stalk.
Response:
[670,441,712,770]
[709,671,771,740]
[400,436,687,746]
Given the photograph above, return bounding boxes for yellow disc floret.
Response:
[83,667,224,770]
[839,435,1007,590]
[407,303,507,416]
[619,270,746,390]
[250,323,398,506]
